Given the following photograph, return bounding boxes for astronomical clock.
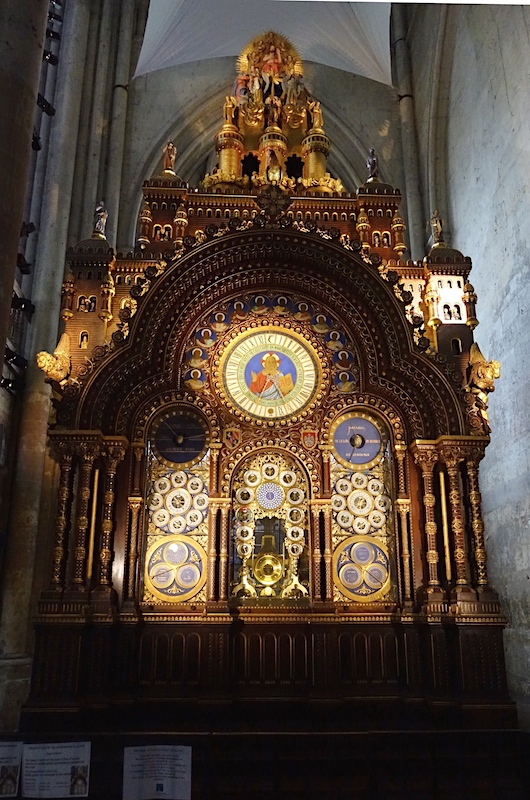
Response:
[28,31,512,731]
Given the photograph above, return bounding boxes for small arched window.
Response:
[451,338,462,355]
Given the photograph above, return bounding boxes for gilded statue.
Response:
[36,333,71,385]
[464,343,501,433]
[308,99,324,131]
[223,95,237,125]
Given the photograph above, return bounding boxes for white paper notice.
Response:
[22,742,91,798]
[123,745,191,800]
[0,741,23,797]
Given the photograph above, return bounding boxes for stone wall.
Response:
[408,3,530,728]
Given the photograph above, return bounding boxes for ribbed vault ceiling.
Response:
[135,0,392,86]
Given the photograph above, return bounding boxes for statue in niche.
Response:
[79,331,89,349]
[366,148,379,180]
[93,201,108,238]
[430,209,444,244]
[163,141,176,172]
[266,150,282,182]
[265,94,282,127]
[453,304,462,320]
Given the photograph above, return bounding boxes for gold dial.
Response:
[219,327,321,420]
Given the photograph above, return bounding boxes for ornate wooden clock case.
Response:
[27,32,513,733]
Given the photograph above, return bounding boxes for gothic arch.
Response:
[68,228,465,441]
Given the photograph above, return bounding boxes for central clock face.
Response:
[220,327,321,420]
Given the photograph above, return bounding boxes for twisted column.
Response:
[207,500,220,602]
[310,505,322,601]
[70,442,100,589]
[413,447,441,587]
[218,504,230,601]
[126,498,143,601]
[466,454,489,588]
[96,441,127,588]
[396,499,412,603]
[124,443,144,603]
[322,504,333,601]
[440,447,470,589]
[412,443,446,608]
[395,445,412,603]
[320,446,331,496]
[49,440,75,590]
[209,443,222,495]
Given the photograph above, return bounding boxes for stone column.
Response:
[392,4,424,259]
[105,0,135,248]
[0,0,48,354]
[0,0,92,658]
[82,0,115,225]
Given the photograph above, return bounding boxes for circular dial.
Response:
[333,535,391,602]
[145,535,207,602]
[151,407,209,468]
[331,413,385,470]
[219,327,322,420]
